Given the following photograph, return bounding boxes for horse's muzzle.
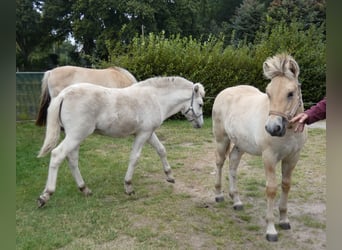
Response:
[265,116,287,137]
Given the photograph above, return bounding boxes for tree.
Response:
[229,0,266,44]
[16,0,45,70]
[263,0,326,35]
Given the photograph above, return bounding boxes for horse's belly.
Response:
[226,115,266,156]
[96,112,141,137]
[229,132,263,155]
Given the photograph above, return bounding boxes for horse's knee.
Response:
[215,152,226,168]
[266,186,277,199]
[157,146,167,158]
[281,179,291,193]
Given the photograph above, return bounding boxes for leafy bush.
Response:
[254,21,326,107]
[104,22,325,115]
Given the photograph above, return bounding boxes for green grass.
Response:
[16,119,326,249]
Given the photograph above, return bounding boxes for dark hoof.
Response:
[279,222,291,230]
[37,197,46,208]
[126,191,135,196]
[266,234,278,242]
[233,204,243,211]
[215,196,224,202]
[167,179,175,183]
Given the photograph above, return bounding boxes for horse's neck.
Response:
[154,87,192,120]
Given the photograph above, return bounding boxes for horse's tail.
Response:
[37,95,63,158]
[35,71,51,126]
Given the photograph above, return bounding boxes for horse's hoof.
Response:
[80,186,93,196]
[215,196,224,202]
[167,178,175,183]
[279,222,291,230]
[37,197,46,208]
[233,204,243,211]
[125,190,135,196]
[266,234,278,242]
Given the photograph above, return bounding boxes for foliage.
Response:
[254,21,326,105]
[16,1,326,70]
[229,0,267,44]
[264,0,326,32]
[105,21,325,115]
[16,0,46,70]
[104,33,259,115]
[16,0,326,107]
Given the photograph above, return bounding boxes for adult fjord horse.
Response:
[212,53,307,241]
[37,76,205,207]
[35,65,137,126]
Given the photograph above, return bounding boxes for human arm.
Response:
[290,97,326,132]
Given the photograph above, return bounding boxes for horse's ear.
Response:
[263,62,272,79]
[194,84,199,93]
[288,58,300,79]
[194,83,205,97]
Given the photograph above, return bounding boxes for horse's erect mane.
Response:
[137,76,193,89]
[263,53,300,81]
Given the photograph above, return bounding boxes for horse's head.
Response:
[183,83,205,128]
[263,54,303,137]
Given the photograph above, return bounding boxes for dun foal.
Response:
[212,54,307,241]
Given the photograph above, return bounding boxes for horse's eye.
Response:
[288,92,294,98]
[199,104,203,108]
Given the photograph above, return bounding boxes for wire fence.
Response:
[16,72,44,121]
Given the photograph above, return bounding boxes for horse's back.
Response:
[213,85,268,155]
[47,66,136,97]
[58,83,158,137]
[213,85,266,118]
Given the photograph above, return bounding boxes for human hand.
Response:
[290,113,308,133]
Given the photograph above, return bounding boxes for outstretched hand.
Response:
[290,113,308,133]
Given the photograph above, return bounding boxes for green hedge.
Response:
[104,22,326,116]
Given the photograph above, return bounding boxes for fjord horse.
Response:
[212,53,307,241]
[35,66,137,126]
[37,76,205,207]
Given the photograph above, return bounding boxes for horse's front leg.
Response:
[279,156,298,230]
[263,156,278,241]
[148,132,175,183]
[124,133,151,195]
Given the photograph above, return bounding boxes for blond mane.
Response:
[263,53,300,81]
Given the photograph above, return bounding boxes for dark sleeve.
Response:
[304,97,326,125]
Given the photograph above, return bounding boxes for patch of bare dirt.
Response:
[171,141,326,249]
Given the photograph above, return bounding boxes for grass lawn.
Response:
[16,118,326,249]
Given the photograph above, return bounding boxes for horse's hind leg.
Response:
[38,137,81,208]
[66,146,92,196]
[228,145,244,210]
[214,135,230,202]
[37,140,70,207]
[148,132,175,183]
[278,156,298,230]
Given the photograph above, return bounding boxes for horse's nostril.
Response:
[275,125,281,132]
